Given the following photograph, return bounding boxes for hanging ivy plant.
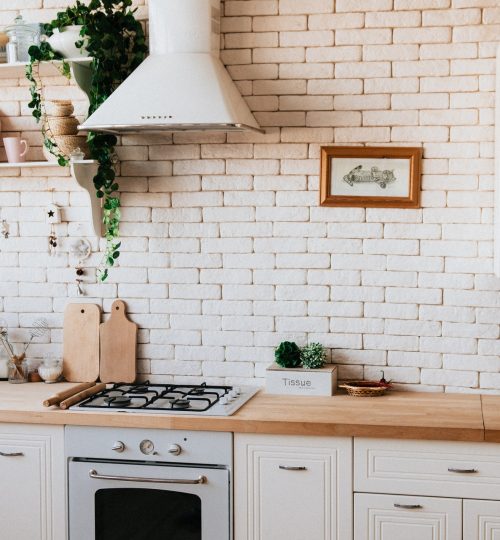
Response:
[27,0,147,281]
[26,43,71,166]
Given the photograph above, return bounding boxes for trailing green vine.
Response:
[27,0,147,281]
[26,43,71,166]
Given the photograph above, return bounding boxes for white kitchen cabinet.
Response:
[234,433,352,540]
[464,500,500,540]
[355,437,500,500]
[354,493,462,540]
[0,423,66,540]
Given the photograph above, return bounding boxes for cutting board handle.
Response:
[111,299,127,317]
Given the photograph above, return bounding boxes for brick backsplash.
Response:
[0,0,498,392]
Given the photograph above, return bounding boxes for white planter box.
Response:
[265,363,337,396]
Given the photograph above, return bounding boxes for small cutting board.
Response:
[99,299,138,384]
[63,303,101,383]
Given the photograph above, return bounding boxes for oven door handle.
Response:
[88,469,207,485]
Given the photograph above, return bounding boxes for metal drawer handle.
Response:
[448,468,478,474]
[279,465,307,471]
[89,469,206,485]
[0,451,24,457]
[394,504,422,510]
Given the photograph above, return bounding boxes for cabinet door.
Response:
[355,493,462,540]
[464,500,500,540]
[234,434,352,540]
[0,424,66,540]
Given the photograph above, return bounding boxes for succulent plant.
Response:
[300,343,326,369]
[274,341,301,368]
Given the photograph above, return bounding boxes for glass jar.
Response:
[0,348,8,380]
[8,356,28,384]
[5,16,40,63]
[26,359,43,382]
[38,358,63,384]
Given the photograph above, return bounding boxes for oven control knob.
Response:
[168,444,182,456]
[220,396,230,405]
[112,441,125,453]
[230,390,239,398]
[233,386,242,395]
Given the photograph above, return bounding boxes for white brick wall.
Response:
[0,0,498,391]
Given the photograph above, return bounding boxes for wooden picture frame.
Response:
[320,146,422,208]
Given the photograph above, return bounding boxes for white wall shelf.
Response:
[0,159,102,238]
[0,159,95,168]
[0,58,92,99]
[0,58,91,78]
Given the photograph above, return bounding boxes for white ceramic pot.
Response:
[46,25,87,58]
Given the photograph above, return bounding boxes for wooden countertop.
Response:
[479,395,500,442]
[0,382,492,442]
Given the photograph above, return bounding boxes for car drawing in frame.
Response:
[343,165,396,189]
[320,146,422,208]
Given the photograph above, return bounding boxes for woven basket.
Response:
[45,115,79,136]
[339,381,390,397]
[45,100,74,117]
[42,135,89,162]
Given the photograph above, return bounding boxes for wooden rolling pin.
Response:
[43,382,96,407]
[59,383,106,410]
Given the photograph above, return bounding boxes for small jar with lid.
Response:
[5,16,40,63]
[38,358,63,384]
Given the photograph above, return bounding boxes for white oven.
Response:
[66,426,232,540]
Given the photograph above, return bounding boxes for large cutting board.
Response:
[99,299,137,384]
[63,303,101,383]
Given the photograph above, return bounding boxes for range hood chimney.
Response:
[78,0,263,134]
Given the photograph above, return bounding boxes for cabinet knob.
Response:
[394,504,422,510]
[0,451,23,457]
[279,465,307,471]
[447,467,478,474]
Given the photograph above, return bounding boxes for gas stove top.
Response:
[69,382,259,416]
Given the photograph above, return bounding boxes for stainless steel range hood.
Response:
[78,0,263,135]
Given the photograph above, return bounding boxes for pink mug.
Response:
[3,137,29,163]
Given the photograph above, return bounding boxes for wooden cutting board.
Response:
[63,303,101,383]
[99,299,138,384]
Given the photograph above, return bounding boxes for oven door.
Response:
[68,459,230,540]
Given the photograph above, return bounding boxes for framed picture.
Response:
[320,146,422,208]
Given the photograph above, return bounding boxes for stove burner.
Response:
[169,398,191,409]
[105,396,132,407]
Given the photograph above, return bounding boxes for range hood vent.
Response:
[79,0,263,135]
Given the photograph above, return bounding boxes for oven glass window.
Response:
[95,488,201,540]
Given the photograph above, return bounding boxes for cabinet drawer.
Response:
[355,438,500,499]
[355,493,462,540]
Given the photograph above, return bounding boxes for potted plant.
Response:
[26,0,147,281]
[267,341,337,396]
[43,1,90,58]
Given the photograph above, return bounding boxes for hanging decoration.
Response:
[1,219,9,240]
[45,201,61,256]
[70,237,91,297]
